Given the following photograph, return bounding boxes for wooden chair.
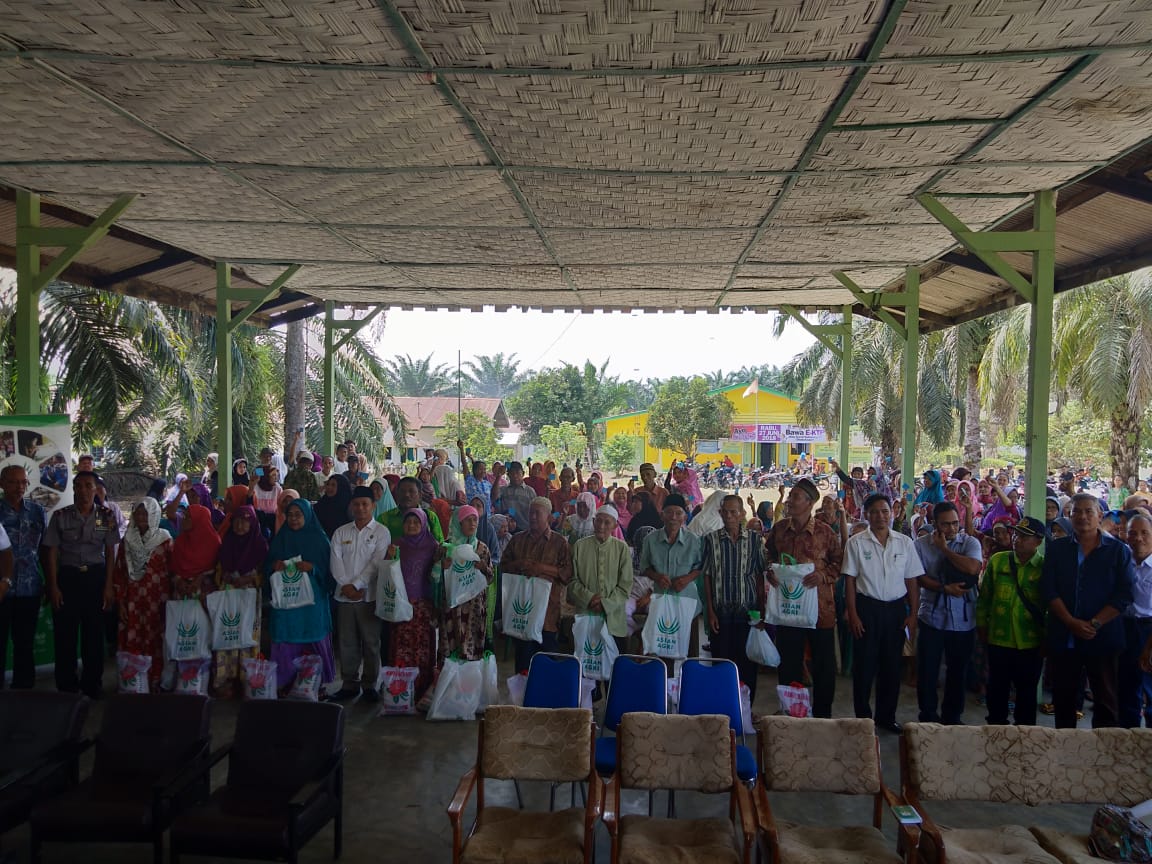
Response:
[448,705,599,864]
[603,712,756,864]
[755,716,913,864]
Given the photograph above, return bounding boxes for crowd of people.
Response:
[0,441,1150,733]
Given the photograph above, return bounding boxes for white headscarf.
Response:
[123,498,170,581]
[566,491,598,539]
[433,463,464,504]
[687,490,727,537]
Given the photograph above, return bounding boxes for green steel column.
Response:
[14,191,41,414]
[216,263,233,477]
[1025,190,1056,519]
[901,268,920,503]
[839,304,853,467]
[323,301,336,458]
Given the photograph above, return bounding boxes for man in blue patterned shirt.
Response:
[0,465,47,689]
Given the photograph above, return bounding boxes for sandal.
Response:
[1039,702,1055,715]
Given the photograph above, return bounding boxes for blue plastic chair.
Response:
[524,653,581,708]
[522,653,582,810]
[596,655,668,779]
[678,657,757,785]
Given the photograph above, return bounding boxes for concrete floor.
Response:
[4,645,1100,864]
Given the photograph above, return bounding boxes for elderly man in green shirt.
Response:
[639,493,703,658]
[976,516,1047,726]
[569,504,634,654]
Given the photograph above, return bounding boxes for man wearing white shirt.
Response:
[1119,513,1152,728]
[328,487,391,703]
[843,493,924,733]
[333,443,350,477]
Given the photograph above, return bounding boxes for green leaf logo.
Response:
[221,611,241,628]
[583,639,604,657]
[178,621,199,639]
[452,560,472,574]
[282,569,303,584]
[657,617,680,635]
[512,597,533,616]
[383,583,396,599]
[781,581,806,600]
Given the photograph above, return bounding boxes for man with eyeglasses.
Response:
[914,501,983,724]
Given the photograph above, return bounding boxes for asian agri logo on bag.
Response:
[452,559,476,590]
[219,610,242,643]
[176,620,200,656]
[779,579,807,617]
[581,637,604,675]
[510,595,534,633]
[655,615,681,654]
[280,566,305,601]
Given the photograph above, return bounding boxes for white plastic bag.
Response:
[641,592,696,659]
[478,653,500,712]
[116,652,151,694]
[778,683,812,718]
[376,666,420,715]
[766,556,818,629]
[175,658,210,695]
[207,587,258,651]
[428,659,483,720]
[241,657,278,700]
[270,557,315,610]
[501,573,551,644]
[375,559,413,622]
[287,654,323,701]
[573,614,619,681]
[164,599,212,661]
[745,626,782,667]
[445,544,487,609]
[506,672,528,707]
[739,682,754,732]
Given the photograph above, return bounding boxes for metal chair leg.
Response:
[667,790,676,818]
[514,779,524,809]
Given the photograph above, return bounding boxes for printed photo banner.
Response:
[0,414,73,515]
[729,424,826,444]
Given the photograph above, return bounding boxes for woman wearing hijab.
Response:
[625,490,663,543]
[432,463,466,506]
[190,481,225,529]
[441,505,494,663]
[314,474,354,539]
[526,462,550,497]
[113,498,172,691]
[274,488,300,535]
[914,468,945,509]
[584,471,608,505]
[415,465,437,506]
[389,508,444,700]
[231,457,250,488]
[213,504,268,698]
[216,484,251,537]
[549,467,580,526]
[266,498,336,691]
[370,478,397,521]
[686,490,726,537]
[252,465,282,536]
[564,491,598,542]
[203,453,219,498]
[146,478,167,504]
[610,487,631,535]
[171,503,222,601]
[488,513,513,561]
[165,473,188,506]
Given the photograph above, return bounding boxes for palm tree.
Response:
[776,313,957,461]
[982,270,1152,487]
[463,353,525,398]
[385,353,454,396]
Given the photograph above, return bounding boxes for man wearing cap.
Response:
[703,495,768,699]
[977,516,1047,726]
[765,479,842,715]
[843,493,924,733]
[42,471,118,698]
[283,450,320,502]
[328,486,391,703]
[502,497,573,672]
[914,501,983,724]
[569,504,633,654]
[640,493,703,658]
[629,463,668,512]
[1041,492,1134,728]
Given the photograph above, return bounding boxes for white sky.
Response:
[371,307,816,378]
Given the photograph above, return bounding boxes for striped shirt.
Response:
[701,527,764,612]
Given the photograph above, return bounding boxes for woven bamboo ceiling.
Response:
[2,0,1152,326]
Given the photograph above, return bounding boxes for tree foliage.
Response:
[646,378,734,462]
[384,353,454,396]
[537,421,587,468]
[505,361,627,461]
[463,353,525,398]
[433,408,512,465]
[603,434,643,475]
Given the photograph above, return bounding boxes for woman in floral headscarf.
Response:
[113,498,172,691]
[440,505,493,663]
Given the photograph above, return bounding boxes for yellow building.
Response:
[596,383,869,470]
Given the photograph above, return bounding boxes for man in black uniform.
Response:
[42,471,117,698]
